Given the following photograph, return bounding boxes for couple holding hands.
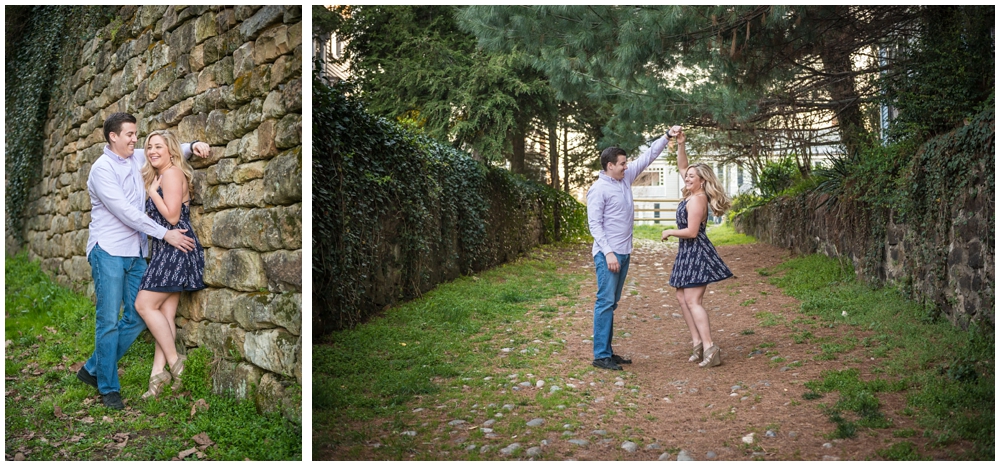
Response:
[587,127,732,371]
[76,112,208,409]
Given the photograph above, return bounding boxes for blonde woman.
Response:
[134,130,206,398]
[661,130,733,367]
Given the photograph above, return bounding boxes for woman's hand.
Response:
[661,230,671,241]
[675,130,686,145]
[147,175,161,198]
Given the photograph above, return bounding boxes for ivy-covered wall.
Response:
[5,6,302,422]
[313,79,588,334]
[734,106,994,330]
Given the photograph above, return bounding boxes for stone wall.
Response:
[734,178,993,331]
[14,5,302,422]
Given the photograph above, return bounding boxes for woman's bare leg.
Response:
[135,290,181,373]
[675,288,701,347]
[682,286,713,349]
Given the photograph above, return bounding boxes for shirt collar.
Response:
[598,171,619,183]
[103,144,133,163]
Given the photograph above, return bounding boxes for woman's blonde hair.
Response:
[141,130,194,196]
[683,163,731,217]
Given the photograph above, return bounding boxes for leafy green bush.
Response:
[313,78,586,333]
[756,157,799,198]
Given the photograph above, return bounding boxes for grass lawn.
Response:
[763,255,994,460]
[4,253,301,460]
[633,221,756,246]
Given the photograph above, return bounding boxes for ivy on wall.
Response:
[313,78,587,334]
[5,6,116,242]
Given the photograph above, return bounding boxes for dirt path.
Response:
[319,240,959,460]
[543,239,939,460]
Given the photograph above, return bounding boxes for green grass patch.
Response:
[4,253,301,460]
[766,254,993,459]
[632,224,675,241]
[877,441,930,460]
[632,222,754,246]
[313,244,588,458]
[706,222,756,246]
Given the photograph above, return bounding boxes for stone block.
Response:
[162,98,194,126]
[192,86,226,114]
[204,109,230,144]
[212,360,263,400]
[232,42,255,78]
[262,148,301,205]
[223,98,263,139]
[196,66,219,94]
[210,205,301,252]
[190,43,205,71]
[243,328,300,380]
[138,5,169,30]
[233,160,267,184]
[203,27,241,66]
[178,113,209,144]
[204,247,268,291]
[274,113,300,150]
[166,21,198,62]
[202,322,248,360]
[262,249,301,292]
[284,6,301,24]
[262,90,285,120]
[240,6,284,42]
[252,24,289,65]
[254,373,301,423]
[215,8,237,32]
[248,119,277,162]
[195,11,219,44]
[281,78,301,113]
[63,255,91,284]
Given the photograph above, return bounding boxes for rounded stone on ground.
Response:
[765,430,776,438]
[645,443,661,450]
[499,443,521,455]
[591,429,607,436]
[706,451,717,459]
[657,452,671,460]
[526,418,544,427]
[621,441,638,453]
[526,446,542,457]
[676,450,694,461]
[822,442,833,448]
[568,439,588,446]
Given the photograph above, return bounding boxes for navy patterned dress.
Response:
[668,198,733,289]
[139,187,206,292]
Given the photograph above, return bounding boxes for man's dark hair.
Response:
[599,147,627,171]
[103,112,137,143]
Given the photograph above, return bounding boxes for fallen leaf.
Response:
[45,326,58,334]
[54,405,68,420]
[69,361,84,372]
[190,398,210,418]
[192,432,214,447]
[14,453,25,461]
[196,451,205,459]
[54,364,65,371]
[80,416,95,424]
[102,416,113,423]
[68,433,85,443]
[177,447,198,459]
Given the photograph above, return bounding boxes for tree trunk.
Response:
[548,120,560,241]
[562,125,570,192]
[817,6,865,156]
[509,125,526,175]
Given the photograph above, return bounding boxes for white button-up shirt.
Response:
[587,135,669,257]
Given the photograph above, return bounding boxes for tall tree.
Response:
[317,5,555,175]
[459,6,924,166]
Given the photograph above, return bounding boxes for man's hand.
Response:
[605,252,620,273]
[192,142,211,158]
[163,229,196,252]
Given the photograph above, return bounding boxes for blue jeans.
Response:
[593,252,630,360]
[83,244,148,394]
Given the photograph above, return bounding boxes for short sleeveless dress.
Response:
[668,197,733,289]
[139,187,206,292]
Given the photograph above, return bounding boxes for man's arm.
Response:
[90,164,168,239]
[587,189,622,273]
[623,134,669,185]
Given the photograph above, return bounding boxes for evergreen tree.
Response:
[459,6,927,166]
